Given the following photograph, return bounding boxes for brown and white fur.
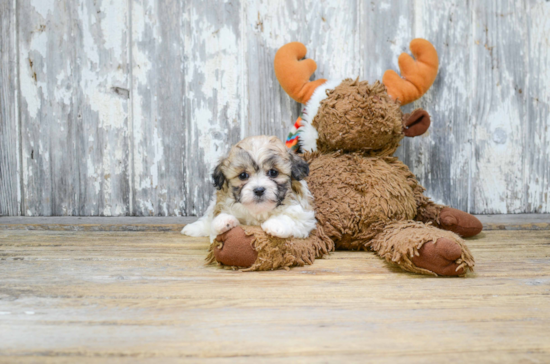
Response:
[181,136,316,241]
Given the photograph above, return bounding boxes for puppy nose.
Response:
[253,187,266,196]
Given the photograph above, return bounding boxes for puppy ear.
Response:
[212,161,226,190]
[289,152,309,181]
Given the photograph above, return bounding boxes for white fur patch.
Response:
[299,79,342,152]
[181,196,215,237]
[261,203,316,238]
[211,213,240,240]
[184,180,317,242]
[181,220,210,237]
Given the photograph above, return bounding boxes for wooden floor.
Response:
[1,226,549,363]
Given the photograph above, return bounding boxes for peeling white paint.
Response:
[390,16,412,67]
[476,101,523,212]
[131,3,153,85]
[100,0,128,52]
[7,0,550,216]
[148,125,163,189]
[32,0,55,19]
[19,28,47,120]
[19,58,41,119]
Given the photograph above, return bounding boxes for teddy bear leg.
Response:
[370,221,475,276]
[207,226,334,271]
[414,187,482,238]
[438,207,483,238]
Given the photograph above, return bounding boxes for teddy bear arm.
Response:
[413,184,445,225]
[412,184,483,238]
[208,225,334,271]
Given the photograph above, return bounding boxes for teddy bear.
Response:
[206,39,483,276]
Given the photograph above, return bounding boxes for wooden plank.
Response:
[470,0,529,214]
[478,213,550,230]
[131,0,245,217]
[358,0,414,82]
[0,230,549,361]
[18,0,130,216]
[0,0,20,216]
[130,0,186,216]
[1,214,549,231]
[6,0,550,217]
[245,0,361,139]
[0,216,196,231]
[0,216,196,225]
[2,354,550,364]
[182,0,245,216]
[397,1,472,212]
[525,0,550,213]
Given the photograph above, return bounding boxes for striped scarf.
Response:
[285,109,306,153]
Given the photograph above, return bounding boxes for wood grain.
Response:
[398,0,472,212]
[18,0,131,216]
[0,214,548,231]
[0,229,549,361]
[525,0,550,213]
[471,0,530,214]
[181,0,245,217]
[130,0,186,216]
[1,0,550,216]
[246,0,362,138]
[0,0,20,216]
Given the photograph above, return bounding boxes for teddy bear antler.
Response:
[274,42,328,104]
[383,39,439,105]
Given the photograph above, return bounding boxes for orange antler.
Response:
[383,39,439,105]
[274,42,327,104]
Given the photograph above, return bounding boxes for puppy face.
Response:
[212,136,309,215]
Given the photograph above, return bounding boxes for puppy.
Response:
[181,135,317,241]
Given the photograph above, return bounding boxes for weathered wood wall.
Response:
[1,0,549,216]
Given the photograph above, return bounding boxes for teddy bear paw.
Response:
[213,227,257,267]
[411,237,465,276]
[439,207,483,237]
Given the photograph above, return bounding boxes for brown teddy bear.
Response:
[207,39,482,276]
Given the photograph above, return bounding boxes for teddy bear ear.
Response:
[403,109,431,137]
[383,39,439,105]
[274,42,328,104]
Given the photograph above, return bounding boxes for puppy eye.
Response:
[267,169,279,178]
[238,172,249,180]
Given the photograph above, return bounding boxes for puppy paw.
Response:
[181,221,208,237]
[261,218,293,238]
[212,213,240,235]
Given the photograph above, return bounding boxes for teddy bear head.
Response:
[275,39,438,156]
